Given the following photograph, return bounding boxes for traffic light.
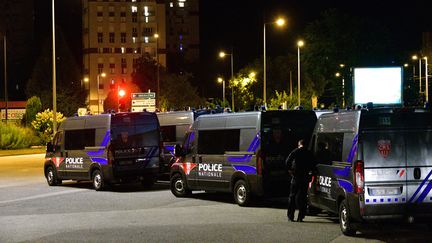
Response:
[118,89,126,97]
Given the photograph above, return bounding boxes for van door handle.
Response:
[414,168,421,180]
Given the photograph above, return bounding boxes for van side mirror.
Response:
[46,142,54,153]
[174,144,183,157]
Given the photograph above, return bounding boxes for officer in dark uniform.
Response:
[285,139,315,222]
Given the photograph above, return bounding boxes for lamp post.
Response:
[297,40,304,107]
[154,33,160,109]
[96,72,106,114]
[425,56,429,102]
[52,0,57,132]
[217,77,225,105]
[219,50,234,110]
[263,17,285,107]
[3,35,7,124]
[412,55,422,95]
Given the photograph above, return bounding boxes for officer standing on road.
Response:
[285,139,315,222]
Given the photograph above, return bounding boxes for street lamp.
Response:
[263,17,286,107]
[218,50,234,111]
[217,77,225,105]
[297,40,304,107]
[2,34,8,124]
[97,72,106,114]
[52,0,57,132]
[425,56,429,102]
[412,55,422,95]
[154,33,160,108]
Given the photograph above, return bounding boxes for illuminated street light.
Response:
[218,50,234,111]
[97,72,106,114]
[412,54,422,94]
[297,40,304,107]
[425,56,429,102]
[335,72,341,77]
[154,33,160,109]
[217,77,225,105]
[263,17,286,107]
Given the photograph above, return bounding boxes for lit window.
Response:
[180,44,183,51]
[145,17,149,23]
[131,6,137,13]
[121,47,125,54]
[132,0,136,2]
[145,37,149,43]
[179,2,184,7]
[144,6,149,16]
[170,2,173,7]
[132,37,137,43]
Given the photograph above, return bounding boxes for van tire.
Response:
[234,180,251,206]
[46,166,61,186]
[92,170,105,191]
[339,199,356,236]
[170,174,191,197]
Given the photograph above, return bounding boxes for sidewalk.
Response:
[0,147,46,157]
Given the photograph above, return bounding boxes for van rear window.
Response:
[361,112,432,129]
[111,113,159,148]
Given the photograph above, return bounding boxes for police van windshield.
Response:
[111,113,159,148]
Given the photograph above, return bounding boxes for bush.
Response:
[0,123,40,149]
[31,109,66,144]
[22,96,42,127]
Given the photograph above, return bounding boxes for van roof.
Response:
[156,111,194,126]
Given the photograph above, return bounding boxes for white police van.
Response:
[44,112,160,190]
[157,111,194,178]
[170,110,317,206]
[308,107,432,235]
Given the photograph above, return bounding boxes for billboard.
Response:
[354,67,402,105]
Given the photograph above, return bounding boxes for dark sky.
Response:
[33,0,431,99]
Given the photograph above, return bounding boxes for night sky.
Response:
[28,0,432,99]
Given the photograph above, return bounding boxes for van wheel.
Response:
[234,180,251,206]
[46,166,61,186]
[339,199,356,236]
[92,170,105,191]
[170,174,191,197]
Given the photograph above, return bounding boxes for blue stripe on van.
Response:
[233,165,256,175]
[346,134,358,163]
[409,169,432,203]
[227,133,260,163]
[334,166,351,177]
[338,179,353,193]
[87,131,110,156]
[91,157,108,165]
[415,177,432,203]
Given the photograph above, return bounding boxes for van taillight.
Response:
[107,145,113,165]
[257,151,264,175]
[354,160,364,193]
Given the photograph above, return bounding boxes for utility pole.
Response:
[3,35,8,124]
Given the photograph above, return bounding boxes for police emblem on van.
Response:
[377,139,391,159]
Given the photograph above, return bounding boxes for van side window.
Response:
[316,133,344,164]
[198,129,240,154]
[160,125,176,142]
[53,131,63,147]
[182,131,195,153]
[65,129,96,150]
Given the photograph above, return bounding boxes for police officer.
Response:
[285,139,315,222]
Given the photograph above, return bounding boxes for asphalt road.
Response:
[0,154,431,242]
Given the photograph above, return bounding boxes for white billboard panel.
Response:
[354,67,402,105]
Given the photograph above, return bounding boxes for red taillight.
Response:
[107,145,113,165]
[354,160,364,193]
[257,150,264,175]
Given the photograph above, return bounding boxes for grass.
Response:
[0,147,46,157]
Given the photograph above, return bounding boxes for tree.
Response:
[302,9,396,107]
[159,73,203,111]
[131,53,158,93]
[22,96,42,127]
[26,28,87,116]
[31,109,66,144]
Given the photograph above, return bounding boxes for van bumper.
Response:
[362,204,432,222]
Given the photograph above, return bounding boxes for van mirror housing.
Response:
[46,142,54,153]
[174,144,183,157]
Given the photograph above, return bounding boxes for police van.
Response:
[307,108,432,235]
[157,111,194,178]
[170,110,317,206]
[44,112,160,190]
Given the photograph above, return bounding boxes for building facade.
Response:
[83,0,167,114]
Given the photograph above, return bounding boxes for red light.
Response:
[118,89,126,97]
[354,160,364,193]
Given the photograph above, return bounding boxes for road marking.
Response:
[0,189,83,204]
